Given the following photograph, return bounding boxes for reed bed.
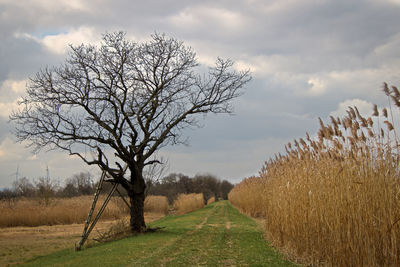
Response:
[0,196,128,227]
[228,177,266,218]
[229,84,400,266]
[206,196,216,205]
[173,193,204,215]
[0,194,168,227]
[144,195,169,214]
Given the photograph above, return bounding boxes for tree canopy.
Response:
[11,31,251,232]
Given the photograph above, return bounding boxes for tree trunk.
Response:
[129,191,146,232]
[128,166,146,233]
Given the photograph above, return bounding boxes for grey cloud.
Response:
[167,1,400,73]
[2,0,399,75]
[0,0,400,185]
[0,120,11,143]
[0,35,64,83]
[170,78,320,154]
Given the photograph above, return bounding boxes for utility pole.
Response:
[15,164,19,184]
[46,165,50,181]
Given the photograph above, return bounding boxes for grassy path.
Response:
[19,201,298,266]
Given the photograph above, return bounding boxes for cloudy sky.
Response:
[1,0,400,188]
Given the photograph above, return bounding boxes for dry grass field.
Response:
[0,213,164,266]
[229,85,400,266]
[0,196,128,228]
[0,194,169,228]
[144,195,169,214]
[173,193,204,215]
[0,193,217,266]
[0,194,169,266]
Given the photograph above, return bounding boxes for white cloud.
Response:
[40,27,100,55]
[330,98,374,118]
[233,55,299,77]
[1,0,92,13]
[36,0,91,12]
[248,0,300,14]
[169,6,247,33]
[0,136,95,187]
[0,136,23,161]
[386,0,400,5]
[373,33,400,62]
[0,101,18,119]
[324,68,400,100]
[0,79,26,118]
[160,136,291,182]
[196,54,218,68]
[14,27,100,55]
[265,66,400,100]
[307,78,326,96]
[0,79,26,95]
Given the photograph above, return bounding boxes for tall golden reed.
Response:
[206,196,216,205]
[228,177,265,218]
[144,195,169,214]
[229,84,400,266]
[0,196,128,227]
[173,193,204,215]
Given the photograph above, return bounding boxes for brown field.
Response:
[0,196,128,228]
[229,85,400,266]
[144,195,169,214]
[173,193,204,215]
[0,194,169,266]
[0,213,164,266]
[0,194,169,228]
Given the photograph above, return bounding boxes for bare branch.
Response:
[10,31,251,187]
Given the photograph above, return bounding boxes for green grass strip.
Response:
[19,201,299,267]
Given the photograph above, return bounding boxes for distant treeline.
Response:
[147,173,234,203]
[0,172,233,204]
[0,172,96,200]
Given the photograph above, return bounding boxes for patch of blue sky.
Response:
[31,29,68,39]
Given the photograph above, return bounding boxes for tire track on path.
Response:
[20,201,299,267]
[133,203,215,266]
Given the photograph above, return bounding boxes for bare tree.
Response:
[10,32,251,233]
[69,172,95,195]
[143,156,168,197]
[13,177,35,197]
[35,176,57,205]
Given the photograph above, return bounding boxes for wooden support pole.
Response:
[75,164,128,251]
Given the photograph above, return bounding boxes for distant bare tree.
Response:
[35,176,57,205]
[11,32,251,233]
[13,177,35,197]
[220,180,234,200]
[71,172,95,195]
[144,157,168,196]
[61,182,78,197]
[0,188,17,200]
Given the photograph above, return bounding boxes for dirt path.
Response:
[133,201,298,266]
[16,202,299,267]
